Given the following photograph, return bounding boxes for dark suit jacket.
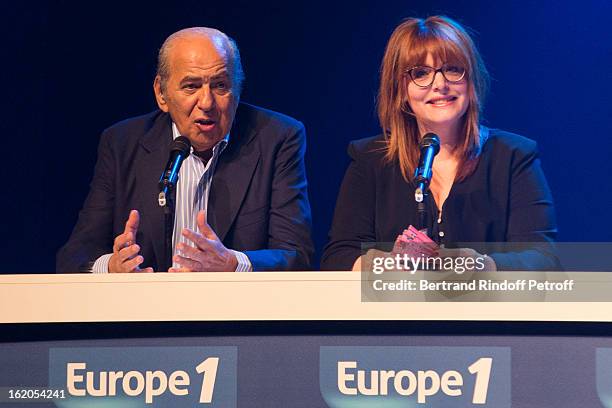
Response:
[321,128,559,271]
[57,103,314,272]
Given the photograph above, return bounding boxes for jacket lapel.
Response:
[208,105,260,241]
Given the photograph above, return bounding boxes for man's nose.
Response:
[197,86,215,111]
[431,70,449,91]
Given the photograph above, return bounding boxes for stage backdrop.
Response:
[2,0,611,272]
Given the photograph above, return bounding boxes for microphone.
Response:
[158,136,191,207]
[413,133,440,203]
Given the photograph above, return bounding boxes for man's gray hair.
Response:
[156,27,245,95]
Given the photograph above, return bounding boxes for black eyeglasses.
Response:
[405,64,467,88]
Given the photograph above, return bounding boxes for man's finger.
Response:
[123,255,144,271]
[124,209,140,235]
[136,267,154,273]
[182,228,212,252]
[173,254,202,271]
[177,243,203,260]
[197,211,217,240]
[113,232,133,253]
[169,267,193,273]
[118,244,140,262]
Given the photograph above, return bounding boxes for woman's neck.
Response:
[417,121,463,160]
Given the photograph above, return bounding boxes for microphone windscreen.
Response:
[171,136,191,157]
[420,133,440,154]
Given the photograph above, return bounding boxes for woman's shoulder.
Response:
[346,134,388,162]
[483,127,539,156]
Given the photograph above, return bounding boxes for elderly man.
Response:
[57,27,313,272]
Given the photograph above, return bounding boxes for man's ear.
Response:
[153,76,169,112]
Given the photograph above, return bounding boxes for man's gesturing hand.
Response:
[108,210,154,273]
[169,210,238,272]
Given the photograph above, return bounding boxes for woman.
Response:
[321,16,558,271]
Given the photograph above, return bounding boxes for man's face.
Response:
[154,35,239,152]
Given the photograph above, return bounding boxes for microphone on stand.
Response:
[158,135,191,271]
[158,136,191,207]
[414,133,441,203]
[413,133,440,233]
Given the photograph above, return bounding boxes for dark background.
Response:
[2,0,611,273]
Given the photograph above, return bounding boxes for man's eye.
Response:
[213,82,230,93]
[183,83,198,90]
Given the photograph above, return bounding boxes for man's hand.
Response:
[169,210,238,272]
[108,210,153,273]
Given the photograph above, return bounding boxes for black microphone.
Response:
[413,133,440,203]
[158,136,191,207]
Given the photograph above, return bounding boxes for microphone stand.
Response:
[414,182,429,234]
[158,185,175,272]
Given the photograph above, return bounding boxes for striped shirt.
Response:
[170,123,251,271]
[91,123,252,273]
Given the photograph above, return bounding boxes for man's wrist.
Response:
[231,250,253,272]
[91,253,113,273]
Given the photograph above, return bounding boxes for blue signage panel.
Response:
[320,346,511,407]
[48,347,237,407]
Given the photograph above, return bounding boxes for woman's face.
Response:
[405,53,469,133]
